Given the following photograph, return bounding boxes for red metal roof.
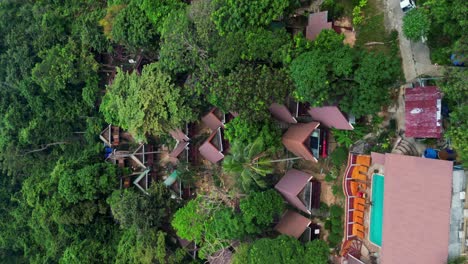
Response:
[275,169,313,214]
[169,129,189,142]
[282,122,320,162]
[169,141,189,158]
[308,106,353,130]
[269,103,297,124]
[306,11,332,41]
[274,210,311,238]
[405,86,442,138]
[381,154,453,264]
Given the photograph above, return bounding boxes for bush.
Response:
[224,118,282,151]
[321,0,344,20]
[330,146,348,167]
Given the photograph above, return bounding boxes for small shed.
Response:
[202,108,225,131]
[405,86,442,138]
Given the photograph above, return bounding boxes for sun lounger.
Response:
[354,211,364,219]
[353,214,364,224]
[352,224,365,239]
[355,197,366,205]
[350,181,360,196]
[356,155,371,167]
[353,199,365,211]
[358,165,368,174]
[352,168,367,181]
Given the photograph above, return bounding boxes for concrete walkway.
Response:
[383,0,442,81]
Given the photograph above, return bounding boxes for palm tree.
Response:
[223,138,302,192]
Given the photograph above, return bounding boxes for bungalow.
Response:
[133,168,151,195]
[99,125,120,147]
[199,128,224,163]
[275,210,321,242]
[308,106,354,130]
[282,122,323,162]
[275,169,321,214]
[169,128,190,162]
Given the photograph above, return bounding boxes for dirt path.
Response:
[383,0,442,81]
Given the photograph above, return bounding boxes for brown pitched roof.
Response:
[275,169,313,214]
[202,108,224,131]
[274,210,311,238]
[306,11,332,41]
[199,130,224,163]
[169,129,189,142]
[169,141,189,158]
[381,154,453,264]
[269,103,297,124]
[282,122,320,162]
[308,106,353,130]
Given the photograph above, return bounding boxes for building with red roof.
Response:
[405,86,442,138]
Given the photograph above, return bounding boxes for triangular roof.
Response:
[133,168,151,195]
[129,144,147,169]
[306,11,332,41]
[275,169,313,214]
[282,122,320,162]
[202,108,225,131]
[199,129,224,163]
[169,129,190,142]
[99,124,112,146]
[274,210,312,238]
[308,106,353,130]
[269,103,297,124]
[169,141,190,158]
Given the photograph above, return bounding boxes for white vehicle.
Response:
[400,0,416,12]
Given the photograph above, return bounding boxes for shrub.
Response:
[402,8,431,41]
[330,146,348,167]
[224,118,282,151]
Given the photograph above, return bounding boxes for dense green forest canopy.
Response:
[1,0,463,263]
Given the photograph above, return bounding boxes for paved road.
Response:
[384,0,442,81]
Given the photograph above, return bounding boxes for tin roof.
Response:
[405,86,442,138]
[269,103,297,124]
[199,130,224,163]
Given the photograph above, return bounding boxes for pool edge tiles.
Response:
[369,174,384,247]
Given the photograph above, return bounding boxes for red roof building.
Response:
[308,106,354,130]
[199,129,224,163]
[381,154,453,264]
[275,210,312,238]
[405,86,442,138]
[306,11,332,41]
[269,103,298,124]
[275,169,320,214]
[282,122,320,162]
[202,108,225,131]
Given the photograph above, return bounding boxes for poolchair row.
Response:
[351,165,368,181]
[349,180,367,196]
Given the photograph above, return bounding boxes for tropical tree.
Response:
[211,0,291,35]
[231,235,329,264]
[402,8,431,41]
[223,138,274,192]
[209,64,292,122]
[100,63,197,140]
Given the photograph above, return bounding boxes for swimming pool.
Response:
[369,174,384,246]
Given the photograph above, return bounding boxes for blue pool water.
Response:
[369,174,384,246]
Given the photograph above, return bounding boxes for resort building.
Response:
[405,86,442,138]
[275,169,321,214]
[341,153,465,264]
[275,210,321,242]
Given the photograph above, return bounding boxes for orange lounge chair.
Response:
[358,165,368,174]
[356,155,371,167]
[352,168,367,181]
[353,199,365,211]
[355,197,366,205]
[352,224,365,239]
[350,181,360,196]
[354,211,364,218]
[353,214,364,224]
